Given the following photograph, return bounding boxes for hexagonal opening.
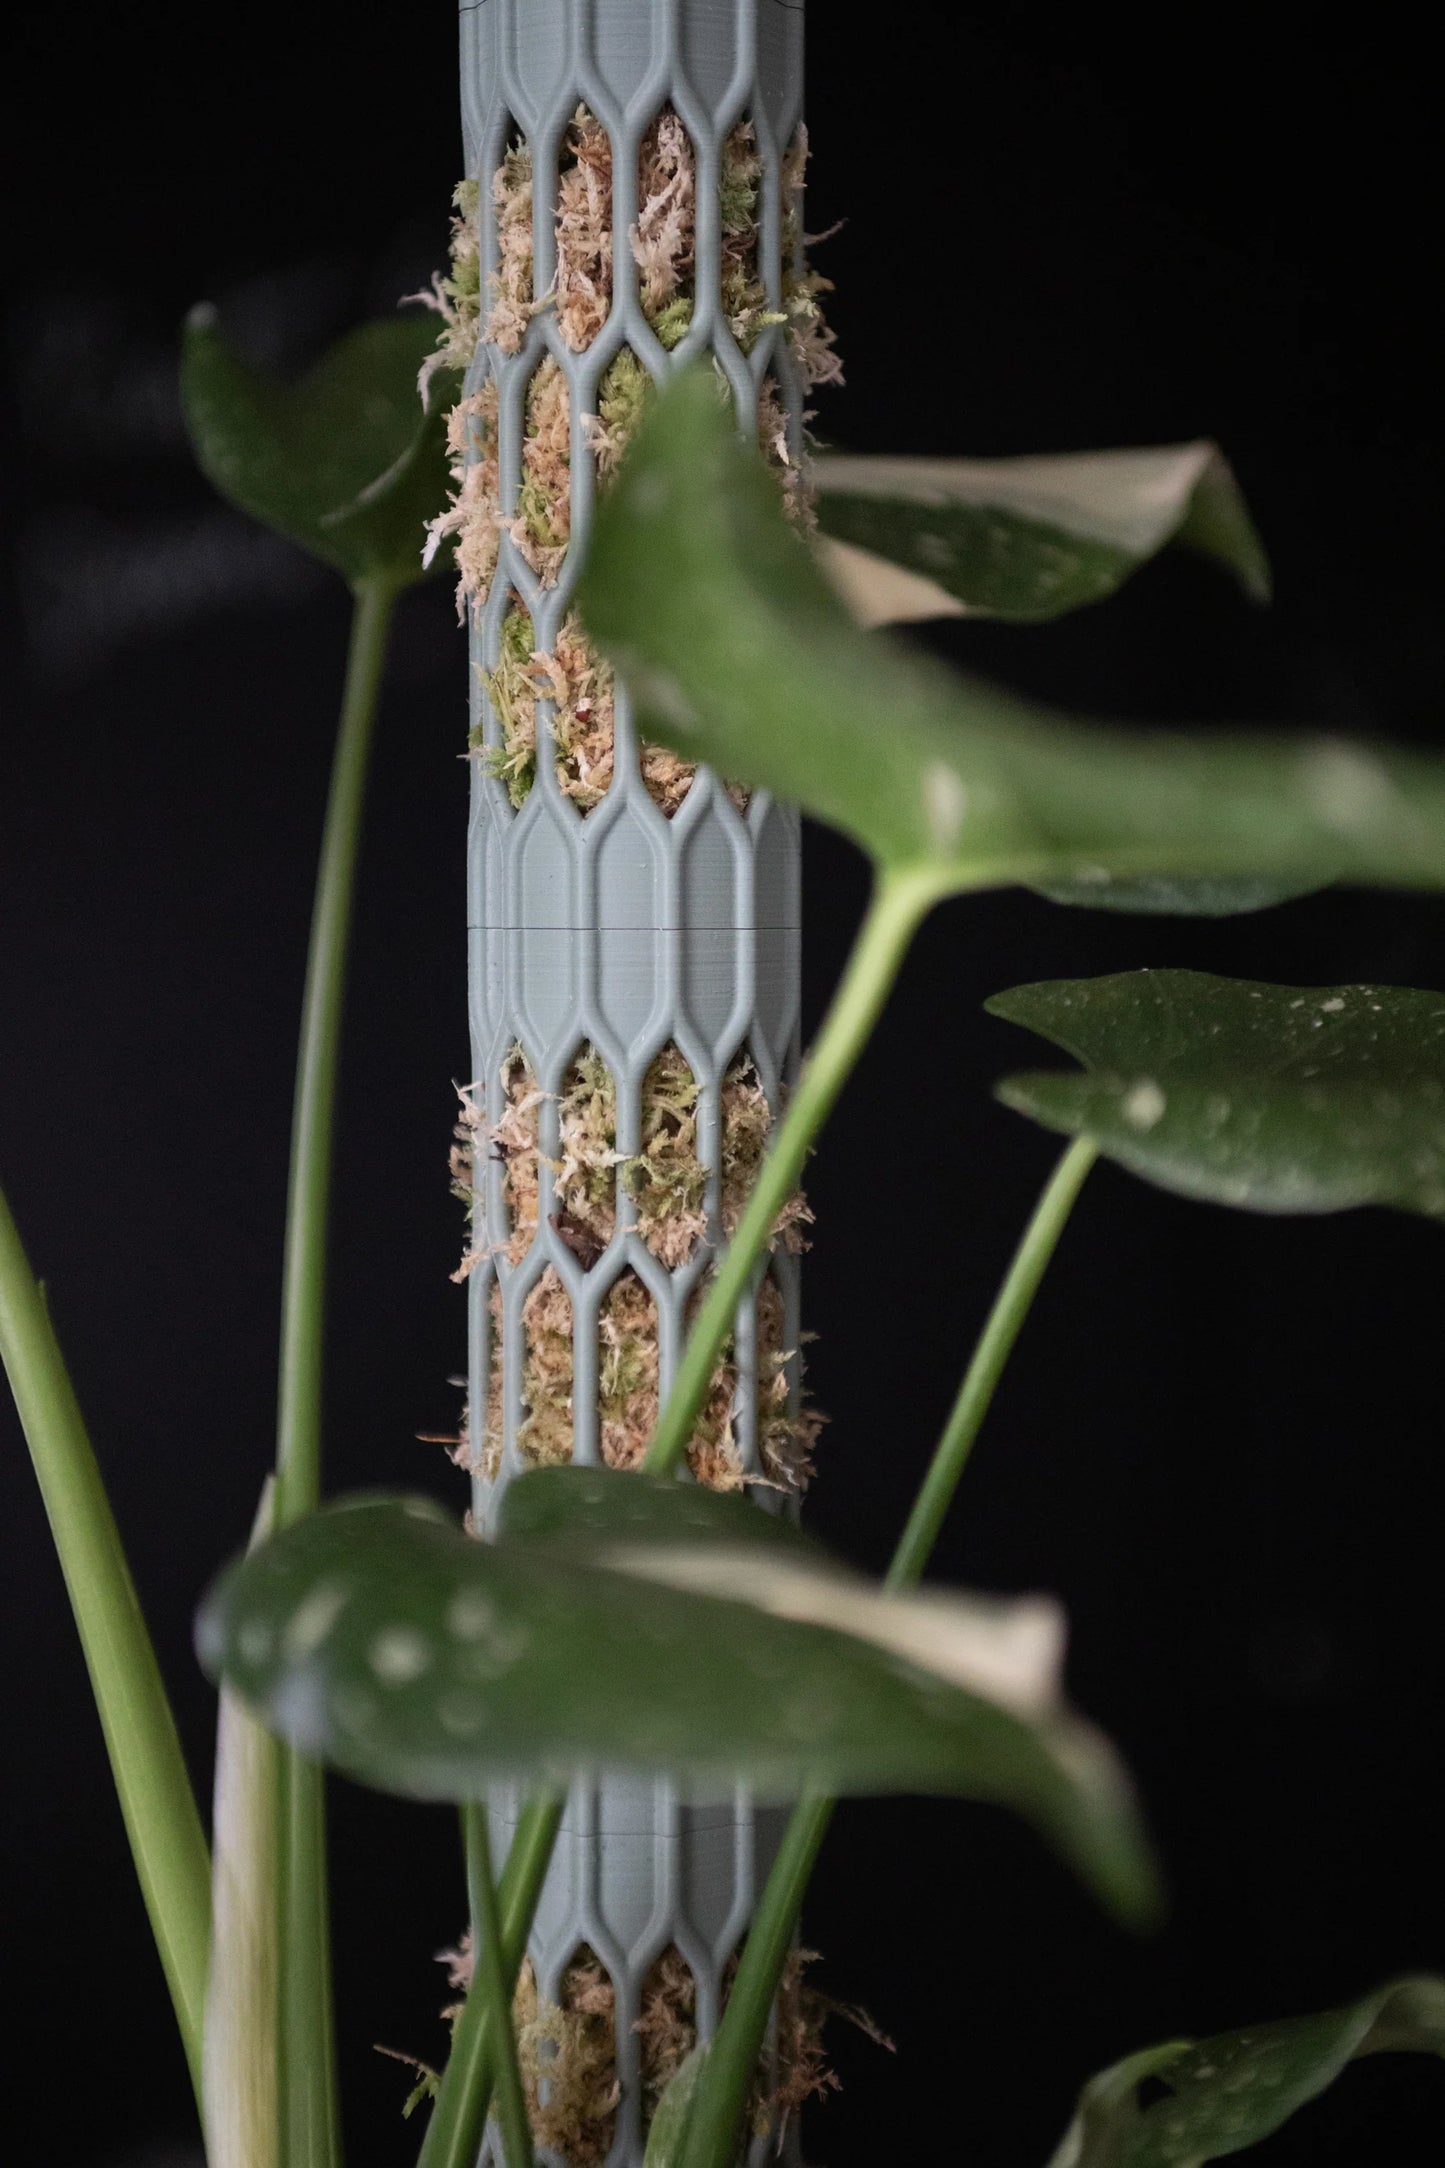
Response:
[756,1265,824,1492]
[598,1271,661,1470]
[516,354,571,583]
[514,1942,619,2164]
[486,122,534,354]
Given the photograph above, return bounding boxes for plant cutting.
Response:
[4,6,1444,2168]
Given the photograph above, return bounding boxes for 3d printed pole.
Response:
[450,4,826,2159]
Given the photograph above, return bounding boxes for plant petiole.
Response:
[418,1794,564,2168]
[677,1133,1099,2168]
[644,865,942,1480]
[274,572,398,2168]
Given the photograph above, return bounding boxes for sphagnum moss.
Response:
[422,104,837,814]
[448,1046,818,1490]
[434,1938,845,2166]
[421,101,835,2155]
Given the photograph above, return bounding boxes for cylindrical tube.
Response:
[450,6,827,2159]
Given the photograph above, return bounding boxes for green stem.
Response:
[0,1181,212,2111]
[885,1136,1098,1593]
[678,1137,1098,2168]
[645,868,938,1479]
[274,575,397,2168]
[466,1814,536,2168]
[275,575,396,1527]
[277,1755,338,2168]
[419,1796,564,2168]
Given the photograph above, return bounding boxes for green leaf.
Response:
[196,1488,1158,1926]
[643,2046,705,2166]
[494,1463,827,1562]
[1029,873,1326,918]
[1046,1976,1445,2168]
[578,371,1445,902]
[989,969,1445,1221]
[181,306,459,590]
[813,440,1269,626]
[0,1180,212,2109]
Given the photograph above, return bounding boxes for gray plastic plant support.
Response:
[460,3,807,2163]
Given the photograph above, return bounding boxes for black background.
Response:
[3,5,1444,2164]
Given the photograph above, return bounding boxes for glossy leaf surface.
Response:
[181,307,457,589]
[813,440,1269,625]
[197,1488,1157,1924]
[577,373,1445,902]
[494,1464,825,1561]
[1047,1976,1445,2167]
[990,970,1445,1219]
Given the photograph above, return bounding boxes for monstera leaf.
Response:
[989,970,1445,1221]
[576,371,1445,911]
[197,1472,1159,1925]
[1048,1975,1445,2167]
[814,440,1269,627]
[181,306,458,589]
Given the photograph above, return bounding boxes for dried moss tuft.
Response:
[514,1947,620,2162]
[473,602,618,814]
[583,347,651,484]
[514,1268,578,1470]
[474,1258,817,1493]
[424,107,838,802]
[452,1045,819,1489]
[513,357,571,582]
[454,1044,810,1277]
[424,378,500,609]
[475,595,713,816]
[487,141,535,353]
[436,1939,848,2160]
[411,177,482,399]
[431,114,832,1504]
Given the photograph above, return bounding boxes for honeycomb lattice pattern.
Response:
[459,5,807,2163]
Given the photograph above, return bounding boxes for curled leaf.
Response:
[1047,1975,1445,2167]
[814,440,1269,626]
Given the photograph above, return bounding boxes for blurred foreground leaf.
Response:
[814,440,1268,626]
[182,307,457,589]
[578,373,1445,910]
[198,1478,1158,1925]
